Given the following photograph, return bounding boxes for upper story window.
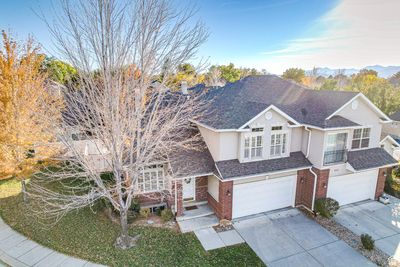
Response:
[324,132,347,165]
[244,135,263,159]
[270,126,287,157]
[244,127,264,160]
[351,128,370,149]
[138,164,165,193]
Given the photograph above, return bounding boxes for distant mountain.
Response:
[308,65,400,78]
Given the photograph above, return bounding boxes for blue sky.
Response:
[1,0,399,74]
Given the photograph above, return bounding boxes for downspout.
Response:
[309,167,318,211]
[305,126,318,211]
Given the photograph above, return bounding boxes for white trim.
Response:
[346,162,399,173]
[221,166,312,182]
[238,105,301,130]
[189,119,238,132]
[173,172,216,181]
[326,93,391,121]
[380,135,400,146]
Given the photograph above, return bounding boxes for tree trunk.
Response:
[114,209,139,249]
[120,210,130,245]
[21,179,27,203]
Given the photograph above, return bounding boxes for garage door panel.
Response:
[232,175,296,219]
[327,170,378,206]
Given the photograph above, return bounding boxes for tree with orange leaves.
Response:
[0,31,62,181]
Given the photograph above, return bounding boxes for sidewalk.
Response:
[0,217,105,267]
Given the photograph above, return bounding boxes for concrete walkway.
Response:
[0,217,105,267]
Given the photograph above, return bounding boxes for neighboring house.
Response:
[168,75,398,220]
[381,111,400,160]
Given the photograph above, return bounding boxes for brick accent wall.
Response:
[314,168,330,199]
[376,167,391,199]
[295,169,315,209]
[175,181,183,216]
[207,179,233,220]
[196,176,208,201]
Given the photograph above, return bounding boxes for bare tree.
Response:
[28,0,208,249]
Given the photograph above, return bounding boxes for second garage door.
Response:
[327,169,378,206]
[232,175,296,219]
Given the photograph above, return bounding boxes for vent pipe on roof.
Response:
[181,80,188,95]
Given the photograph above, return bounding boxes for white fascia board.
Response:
[173,172,218,181]
[189,119,237,132]
[347,163,399,173]
[221,166,311,182]
[302,124,365,132]
[238,104,301,130]
[380,135,400,146]
[326,93,391,121]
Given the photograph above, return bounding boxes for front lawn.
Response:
[0,180,264,267]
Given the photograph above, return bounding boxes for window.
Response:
[324,132,347,165]
[252,127,264,132]
[270,133,287,156]
[138,165,165,193]
[244,135,263,159]
[351,128,370,149]
[272,126,283,131]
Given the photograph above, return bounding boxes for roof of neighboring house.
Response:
[196,75,359,130]
[215,151,312,180]
[347,147,398,171]
[390,111,400,121]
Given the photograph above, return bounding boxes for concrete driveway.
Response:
[335,197,400,261]
[233,209,375,267]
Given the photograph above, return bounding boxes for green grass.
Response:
[0,181,264,267]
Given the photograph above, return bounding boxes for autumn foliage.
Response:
[0,31,62,180]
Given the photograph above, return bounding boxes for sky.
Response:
[1,0,399,74]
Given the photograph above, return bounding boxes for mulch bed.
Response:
[299,207,400,267]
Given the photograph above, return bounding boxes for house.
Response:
[381,111,400,160]
[167,75,398,220]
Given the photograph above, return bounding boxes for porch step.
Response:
[177,204,215,222]
[183,200,208,208]
[178,214,219,233]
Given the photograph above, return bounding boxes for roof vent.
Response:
[301,108,308,117]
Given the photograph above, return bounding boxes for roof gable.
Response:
[196,75,359,130]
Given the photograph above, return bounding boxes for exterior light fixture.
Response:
[226,189,231,197]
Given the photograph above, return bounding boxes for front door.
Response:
[182,178,196,202]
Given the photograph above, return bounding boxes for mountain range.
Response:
[308,65,400,78]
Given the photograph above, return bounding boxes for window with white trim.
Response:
[270,132,287,156]
[351,128,370,149]
[244,131,263,159]
[138,164,165,193]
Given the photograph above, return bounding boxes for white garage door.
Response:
[232,175,296,219]
[327,169,378,206]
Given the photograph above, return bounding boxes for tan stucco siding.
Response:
[308,129,325,168]
[336,97,382,148]
[290,127,303,152]
[219,132,239,161]
[208,175,219,200]
[198,125,220,161]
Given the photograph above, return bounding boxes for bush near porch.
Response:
[0,178,264,267]
[384,168,400,198]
